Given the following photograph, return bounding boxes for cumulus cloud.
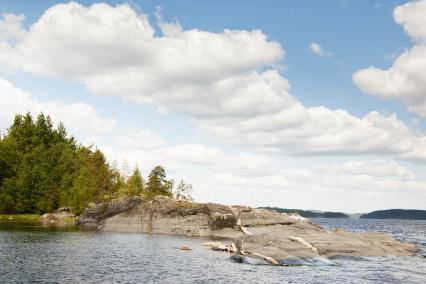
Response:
[323,159,413,178]
[200,106,426,161]
[309,42,324,56]
[117,129,165,150]
[353,0,426,117]
[0,13,24,71]
[0,77,116,137]
[0,13,26,41]
[2,2,426,161]
[1,3,282,80]
[102,133,426,212]
[108,137,281,177]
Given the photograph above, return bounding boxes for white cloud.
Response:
[102,134,426,212]
[0,13,26,42]
[200,103,426,161]
[2,2,426,161]
[323,159,413,178]
[353,0,426,117]
[197,158,426,212]
[309,42,332,57]
[2,2,282,80]
[0,77,116,137]
[0,13,24,71]
[117,129,165,150]
[309,42,324,56]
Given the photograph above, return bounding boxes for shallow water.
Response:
[0,219,425,283]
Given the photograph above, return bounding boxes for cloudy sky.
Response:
[1,0,426,212]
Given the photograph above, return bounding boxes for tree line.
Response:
[0,113,193,214]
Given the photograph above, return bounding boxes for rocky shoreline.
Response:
[40,207,76,225]
[76,196,419,266]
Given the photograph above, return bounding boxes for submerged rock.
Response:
[180,246,192,251]
[277,256,335,266]
[230,254,269,265]
[77,196,419,265]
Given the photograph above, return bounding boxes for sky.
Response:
[1,0,426,212]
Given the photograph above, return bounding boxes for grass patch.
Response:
[59,216,77,223]
[0,214,40,222]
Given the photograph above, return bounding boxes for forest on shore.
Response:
[360,209,426,220]
[0,113,192,214]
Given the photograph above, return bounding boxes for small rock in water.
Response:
[180,246,192,251]
[264,256,280,265]
[230,255,268,265]
[230,254,245,263]
[211,243,228,251]
[202,241,228,251]
[277,258,305,266]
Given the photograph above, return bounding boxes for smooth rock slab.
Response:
[78,196,419,265]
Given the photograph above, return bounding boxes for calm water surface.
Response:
[0,218,425,283]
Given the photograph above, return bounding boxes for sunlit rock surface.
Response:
[77,196,419,265]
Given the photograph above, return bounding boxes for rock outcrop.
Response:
[41,207,76,225]
[77,196,419,266]
[76,196,142,227]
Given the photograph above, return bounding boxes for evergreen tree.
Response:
[0,113,119,214]
[117,166,145,198]
[127,167,145,196]
[0,113,193,214]
[145,165,172,198]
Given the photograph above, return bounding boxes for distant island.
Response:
[259,207,349,219]
[360,209,426,220]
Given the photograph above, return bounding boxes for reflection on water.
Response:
[0,218,425,284]
[0,217,89,232]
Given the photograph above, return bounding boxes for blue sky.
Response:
[1,0,426,212]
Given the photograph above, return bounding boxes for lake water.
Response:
[1,218,425,283]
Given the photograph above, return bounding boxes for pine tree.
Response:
[145,165,172,199]
[127,167,145,197]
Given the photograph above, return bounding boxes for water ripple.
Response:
[0,219,425,283]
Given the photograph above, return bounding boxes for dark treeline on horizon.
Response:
[360,209,426,220]
[0,113,190,215]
